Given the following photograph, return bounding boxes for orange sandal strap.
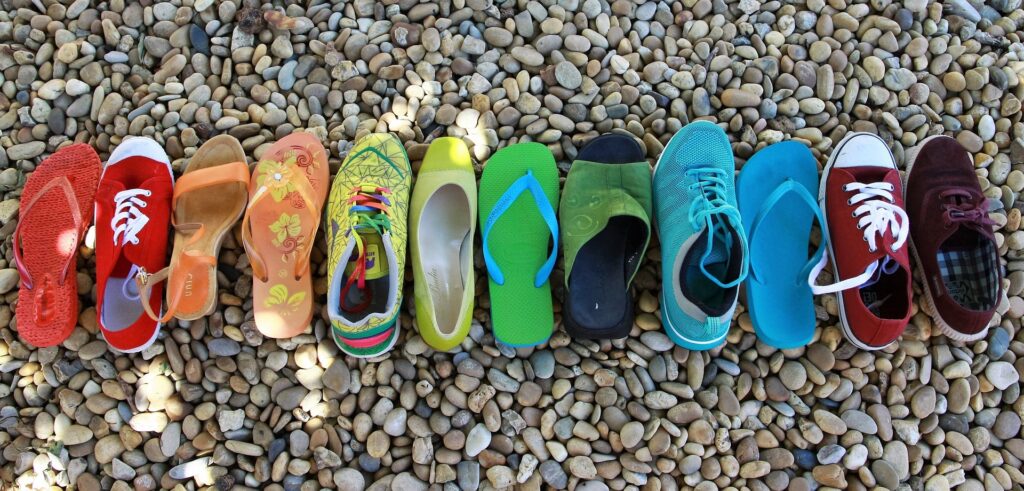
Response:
[136,266,173,323]
[13,176,82,289]
[136,249,218,323]
[241,176,321,282]
[173,161,250,203]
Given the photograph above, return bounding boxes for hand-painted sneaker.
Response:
[819,132,912,350]
[94,137,173,353]
[654,121,749,351]
[325,133,411,358]
[905,135,1002,342]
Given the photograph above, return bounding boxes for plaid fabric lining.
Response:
[937,242,1000,310]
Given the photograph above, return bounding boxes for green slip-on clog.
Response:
[410,137,477,352]
[478,142,560,347]
[560,134,653,339]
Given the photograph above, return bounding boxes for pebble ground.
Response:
[1,0,1023,490]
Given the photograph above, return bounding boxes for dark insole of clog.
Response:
[566,134,646,335]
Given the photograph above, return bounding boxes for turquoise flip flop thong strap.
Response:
[482,170,559,287]
[747,179,876,294]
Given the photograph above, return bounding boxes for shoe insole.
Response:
[567,217,644,330]
[340,230,391,319]
[682,223,742,316]
[860,264,910,319]
[102,273,143,331]
[937,228,999,310]
[419,184,472,335]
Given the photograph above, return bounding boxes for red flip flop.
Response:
[14,143,101,347]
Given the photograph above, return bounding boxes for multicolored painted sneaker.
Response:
[654,121,749,351]
[325,133,411,358]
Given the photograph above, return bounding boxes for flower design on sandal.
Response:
[264,284,306,312]
[269,213,303,250]
[256,158,298,202]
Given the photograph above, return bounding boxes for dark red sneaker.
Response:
[905,135,1002,342]
[819,132,912,350]
[94,138,174,352]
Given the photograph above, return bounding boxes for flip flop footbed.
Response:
[246,133,329,338]
[478,142,559,347]
[739,141,820,348]
[15,143,101,347]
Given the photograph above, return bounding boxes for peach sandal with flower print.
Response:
[241,133,329,338]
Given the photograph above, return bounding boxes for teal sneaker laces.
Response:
[685,167,749,289]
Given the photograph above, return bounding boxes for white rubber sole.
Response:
[658,291,730,350]
[904,134,990,343]
[818,132,899,351]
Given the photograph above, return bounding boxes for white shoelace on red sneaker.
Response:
[111,189,151,246]
[844,181,909,253]
[810,181,910,295]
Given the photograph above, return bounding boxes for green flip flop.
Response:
[478,142,560,347]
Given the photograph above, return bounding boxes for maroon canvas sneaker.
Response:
[905,135,1002,342]
[819,132,913,350]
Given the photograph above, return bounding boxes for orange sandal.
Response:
[241,133,329,338]
[137,135,249,322]
[14,143,101,347]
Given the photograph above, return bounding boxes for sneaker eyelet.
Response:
[846,199,853,206]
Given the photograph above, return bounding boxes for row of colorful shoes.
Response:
[12,134,328,353]
[12,125,1002,356]
[657,123,1002,351]
[460,122,1002,353]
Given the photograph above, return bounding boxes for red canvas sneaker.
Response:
[94,138,174,352]
[819,132,912,350]
[905,135,1002,342]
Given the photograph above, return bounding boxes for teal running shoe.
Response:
[653,121,749,350]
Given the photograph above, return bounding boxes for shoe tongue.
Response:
[346,229,388,280]
[701,217,732,266]
[861,255,903,290]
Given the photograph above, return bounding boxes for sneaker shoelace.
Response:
[112,189,151,246]
[686,167,748,289]
[940,189,995,231]
[340,185,392,314]
[845,181,909,253]
[841,181,909,288]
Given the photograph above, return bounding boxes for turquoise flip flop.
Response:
[738,141,826,349]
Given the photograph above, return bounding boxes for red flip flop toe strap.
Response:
[13,176,83,289]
